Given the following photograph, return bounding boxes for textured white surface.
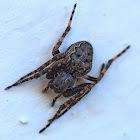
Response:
[0,0,140,140]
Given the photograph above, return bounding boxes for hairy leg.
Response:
[51,83,92,107]
[5,53,64,90]
[39,83,92,133]
[97,46,130,82]
[5,59,66,90]
[63,83,92,97]
[51,93,62,107]
[42,80,53,93]
[52,4,77,56]
[82,64,105,82]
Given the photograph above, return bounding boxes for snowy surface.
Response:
[0,0,140,140]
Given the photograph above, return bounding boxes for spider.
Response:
[5,4,130,133]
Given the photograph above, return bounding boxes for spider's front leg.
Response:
[5,59,66,90]
[52,4,77,56]
[5,53,64,90]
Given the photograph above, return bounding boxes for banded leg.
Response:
[56,83,94,119]
[5,53,64,90]
[63,83,92,97]
[5,59,66,90]
[39,100,69,133]
[100,63,105,73]
[42,80,53,93]
[51,83,92,106]
[97,46,130,82]
[82,75,97,82]
[39,83,92,133]
[82,64,105,82]
[51,93,62,107]
[52,4,77,56]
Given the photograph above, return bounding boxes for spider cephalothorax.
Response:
[5,4,130,133]
[49,71,76,93]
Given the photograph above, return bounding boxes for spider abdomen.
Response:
[65,41,93,77]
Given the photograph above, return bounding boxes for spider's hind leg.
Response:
[39,83,93,133]
[82,64,105,82]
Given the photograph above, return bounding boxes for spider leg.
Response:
[63,83,92,97]
[55,85,94,119]
[82,64,105,82]
[39,83,93,133]
[51,83,92,107]
[51,93,62,107]
[82,75,98,82]
[100,63,105,73]
[52,4,77,56]
[5,53,65,90]
[83,45,130,83]
[97,46,130,82]
[106,46,130,70]
[39,100,69,133]
[5,59,66,90]
[42,80,53,93]
[55,99,78,120]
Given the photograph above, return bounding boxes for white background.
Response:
[0,0,140,140]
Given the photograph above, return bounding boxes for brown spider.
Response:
[5,4,130,133]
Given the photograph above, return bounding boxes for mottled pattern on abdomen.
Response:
[65,41,93,77]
